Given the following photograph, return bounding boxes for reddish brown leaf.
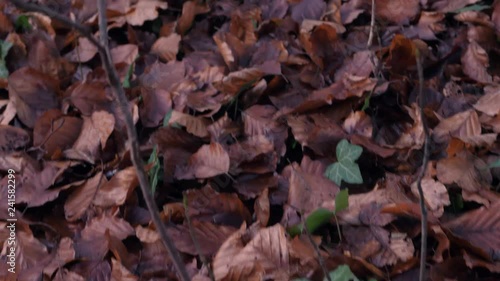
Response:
[64,172,103,221]
[377,0,420,24]
[444,200,500,260]
[93,166,137,207]
[81,214,134,240]
[8,67,59,128]
[175,142,230,179]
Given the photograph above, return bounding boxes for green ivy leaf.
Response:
[488,159,500,169]
[0,40,13,79]
[325,161,363,185]
[335,189,349,213]
[336,139,363,163]
[325,139,363,186]
[287,208,334,237]
[325,265,359,281]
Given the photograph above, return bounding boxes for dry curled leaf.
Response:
[175,142,230,179]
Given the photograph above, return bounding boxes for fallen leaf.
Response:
[151,33,181,61]
[444,200,500,260]
[461,41,492,83]
[411,178,450,218]
[175,142,230,179]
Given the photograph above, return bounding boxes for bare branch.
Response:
[8,0,190,280]
[415,48,429,281]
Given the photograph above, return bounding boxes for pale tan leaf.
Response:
[110,44,138,65]
[461,41,492,84]
[81,214,134,240]
[343,110,373,138]
[433,110,496,146]
[151,33,181,61]
[125,0,168,26]
[110,258,138,281]
[411,178,450,218]
[135,225,160,243]
[213,224,290,280]
[474,87,500,116]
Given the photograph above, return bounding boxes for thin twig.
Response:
[8,1,190,280]
[415,49,429,281]
[367,0,376,48]
[301,212,331,281]
[183,194,216,281]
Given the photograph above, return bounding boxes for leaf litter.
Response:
[1,0,500,280]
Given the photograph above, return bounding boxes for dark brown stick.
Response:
[8,1,190,280]
[415,49,429,281]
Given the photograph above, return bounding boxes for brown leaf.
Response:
[0,125,30,152]
[444,200,500,260]
[110,44,138,65]
[168,220,238,256]
[287,155,340,214]
[151,33,181,61]
[343,111,373,138]
[8,67,59,128]
[64,172,103,221]
[213,224,290,280]
[474,86,500,116]
[255,188,270,227]
[213,68,264,97]
[376,0,419,24]
[411,178,450,218]
[169,111,210,138]
[387,34,416,73]
[43,237,76,276]
[125,0,168,26]
[433,110,497,146]
[177,0,210,35]
[461,41,492,83]
[344,226,415,267]
[290,0,326,24]
[33,110,83,158]
[110,258,138,281]
[93,166,137,207]
[64,111,115,163]
[64,37,98,62]
[140,87,172,127]
[175,142,230,179]
[185,185,252,225]
[81,214,134,240]
[437,151,491,194]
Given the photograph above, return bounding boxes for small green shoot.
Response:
[287,189,349,237]
[147,146,160,194]
[452,4,490,14]
[325,265,359,281]
[163,110,173,127]
[122,56,138,88]
[0,40,13,79]
[292,264,376,281]
[15,15,32,32]
[361,95,371,111]
[325,139,363,186]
